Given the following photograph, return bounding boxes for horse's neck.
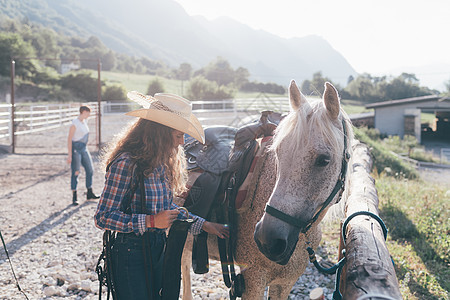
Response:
[239,149,277,218]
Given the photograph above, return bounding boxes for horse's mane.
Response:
[270,98,354,219]
[271,98,353,156]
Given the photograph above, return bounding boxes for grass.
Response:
[99,71,287,99]
[341,99,373,115]
[355,127,444,165]
[321,176,449,299]
[100,71,184,94]
[321,134,449,299]
[354,127,420,179]
[96,71,372,114]
[375,174,449,299]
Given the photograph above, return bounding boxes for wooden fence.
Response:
[339,141,402,299]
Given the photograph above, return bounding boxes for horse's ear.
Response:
[289,80,307,111]
[323,82,340,120]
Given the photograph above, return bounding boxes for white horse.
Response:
[181,80,353,299]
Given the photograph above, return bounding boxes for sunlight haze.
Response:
[173,0,450,89]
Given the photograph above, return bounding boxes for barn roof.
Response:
[366,95,450,109]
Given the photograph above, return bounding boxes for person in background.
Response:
[94,92,229,300]
[67,105,100,205]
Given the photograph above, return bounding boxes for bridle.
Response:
[264,119,350,234]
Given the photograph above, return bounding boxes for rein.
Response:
[265,119,350,233]
[0,231,30,300]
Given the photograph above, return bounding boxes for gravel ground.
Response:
[0,114,338,299]
[1,113,447,299]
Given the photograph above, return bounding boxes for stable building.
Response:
[366,95,450,143]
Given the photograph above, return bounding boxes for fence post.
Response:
[30,106,33,131]
[59,104,62,126]
[10,59,16,153]
[341,141,402,299]
[46,105,49,127]
[8,104,12,146]
[97,59,102,150]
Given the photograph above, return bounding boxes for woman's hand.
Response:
[202,221,230,239]
[152,209,179,229]
[67,154,72,164]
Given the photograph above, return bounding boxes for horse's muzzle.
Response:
[254,219,299,265]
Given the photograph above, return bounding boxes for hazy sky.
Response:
[173,0,450,87]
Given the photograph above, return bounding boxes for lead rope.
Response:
[306,211,390,300]
[0,230,30,300]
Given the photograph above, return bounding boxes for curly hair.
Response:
[104,118,187,195]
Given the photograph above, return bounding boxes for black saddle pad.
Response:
[185,126,237,175]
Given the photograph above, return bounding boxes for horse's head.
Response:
[254,80,352,265]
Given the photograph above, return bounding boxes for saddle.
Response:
[182,111,282,276]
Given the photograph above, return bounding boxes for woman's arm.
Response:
[169,202,228,238]
[94,156,147,234]
[67,125,76,164]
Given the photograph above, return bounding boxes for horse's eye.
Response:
[315,154,331,167]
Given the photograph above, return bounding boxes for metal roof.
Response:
[366,95,450,109]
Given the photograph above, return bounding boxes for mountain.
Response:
[0,0,357,86]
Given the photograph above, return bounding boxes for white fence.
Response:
[102,98,291,115]
[0,97,291,145]
[0,102,99,140]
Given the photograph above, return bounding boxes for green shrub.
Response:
[60,71,99,101]
[354,127,419,179]
[103,84,126,101]
[147,77,165,95]
[187,76,235,100]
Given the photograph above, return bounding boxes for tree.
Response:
[60,72,100,101]
[343,73,434,102]
[300,80,313,95]
[101,51,116,71]
[147,77,165,96]
[240,81,285,94]
[103,84,126,101]
[234,67,250,89]
[83,36,104,49]
[310,71,334,95]
[400,72,419,84]
[187,76,234,100]
[202,57,235,86]
[0,32,37,78]
[176,63,192,81]
[347,75,355,85]
[140,57,163,74]
[445,78,450,95]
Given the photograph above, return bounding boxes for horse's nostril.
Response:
[269,239,287,257]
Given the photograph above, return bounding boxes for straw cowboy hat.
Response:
[125,91,205,144]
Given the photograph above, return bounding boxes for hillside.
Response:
[0,0,357,86]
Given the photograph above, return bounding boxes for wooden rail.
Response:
[339,141,402,299]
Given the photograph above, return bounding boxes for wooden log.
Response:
[340,141,402,299]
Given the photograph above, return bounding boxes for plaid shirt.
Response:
[94,153,204,235]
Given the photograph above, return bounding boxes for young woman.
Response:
[94,92,229,299]
[67,105,100,205]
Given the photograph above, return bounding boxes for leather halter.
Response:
[265,119,350,234]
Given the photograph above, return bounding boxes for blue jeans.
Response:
[112,232,166,300]
[71,141,94,190]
